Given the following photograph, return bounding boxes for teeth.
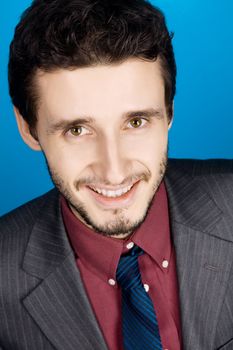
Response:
[90,184,133,198]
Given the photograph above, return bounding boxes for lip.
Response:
[86,180,140,209]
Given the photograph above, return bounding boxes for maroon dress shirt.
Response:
[61,182,182,350]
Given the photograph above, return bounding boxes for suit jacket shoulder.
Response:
[0,190,59,271]
[0,189,56,235]
[167,158,233,217]
[168,158,233,175]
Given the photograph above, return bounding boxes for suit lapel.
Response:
[165,162,233,349]
[22,190,108,350]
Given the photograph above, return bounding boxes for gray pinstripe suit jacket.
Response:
[0,159,233,350]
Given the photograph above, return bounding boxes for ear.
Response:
[168,101,174,130]
[14,107,42,151]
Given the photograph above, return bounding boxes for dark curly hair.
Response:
[8,0,176,134]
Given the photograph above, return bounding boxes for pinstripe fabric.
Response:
[165,159,233,350]
[0,190,108,350]
[0,159,233,349]
[116,246,162,350]
[0,193,53,350]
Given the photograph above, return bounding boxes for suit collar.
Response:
[22,190,72,279]
[165,159,224,238]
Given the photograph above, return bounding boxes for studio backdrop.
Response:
[0,0,233,215]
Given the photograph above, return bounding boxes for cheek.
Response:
[43,143,87,177]
[130,130,168,163]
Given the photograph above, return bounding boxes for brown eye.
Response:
[70,126,83,136]
[67,125,90,138]
[129,118,144,128]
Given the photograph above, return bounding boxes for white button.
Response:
[162,260,169,268]
[144,284,150,293]
[108,278,116,286]
[126,242,134,249]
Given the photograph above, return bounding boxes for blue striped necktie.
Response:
[116,245,162,350]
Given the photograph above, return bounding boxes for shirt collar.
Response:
[61,181,171,284]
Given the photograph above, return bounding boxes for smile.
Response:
[86,181,140,209]
[88,184,133,198]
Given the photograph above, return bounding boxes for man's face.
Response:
[33,59,170,238]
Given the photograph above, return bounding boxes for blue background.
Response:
[0,0,233,216]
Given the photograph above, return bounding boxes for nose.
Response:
[93,133,129,185]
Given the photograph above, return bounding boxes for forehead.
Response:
[36,58,165,122]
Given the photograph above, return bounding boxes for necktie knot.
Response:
[116,245,144,290]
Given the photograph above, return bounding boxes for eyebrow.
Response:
[47,117,95,135]
[46,108,164,135]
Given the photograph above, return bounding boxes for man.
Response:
[0,0,232,349]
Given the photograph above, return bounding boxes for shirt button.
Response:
[162,260,169,268]
[144,284,150,293]
[126,242,134,249]
[108,278,116,286]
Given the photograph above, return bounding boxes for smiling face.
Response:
[16,58,171,238]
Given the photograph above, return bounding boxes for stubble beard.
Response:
[44,152,168,238]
